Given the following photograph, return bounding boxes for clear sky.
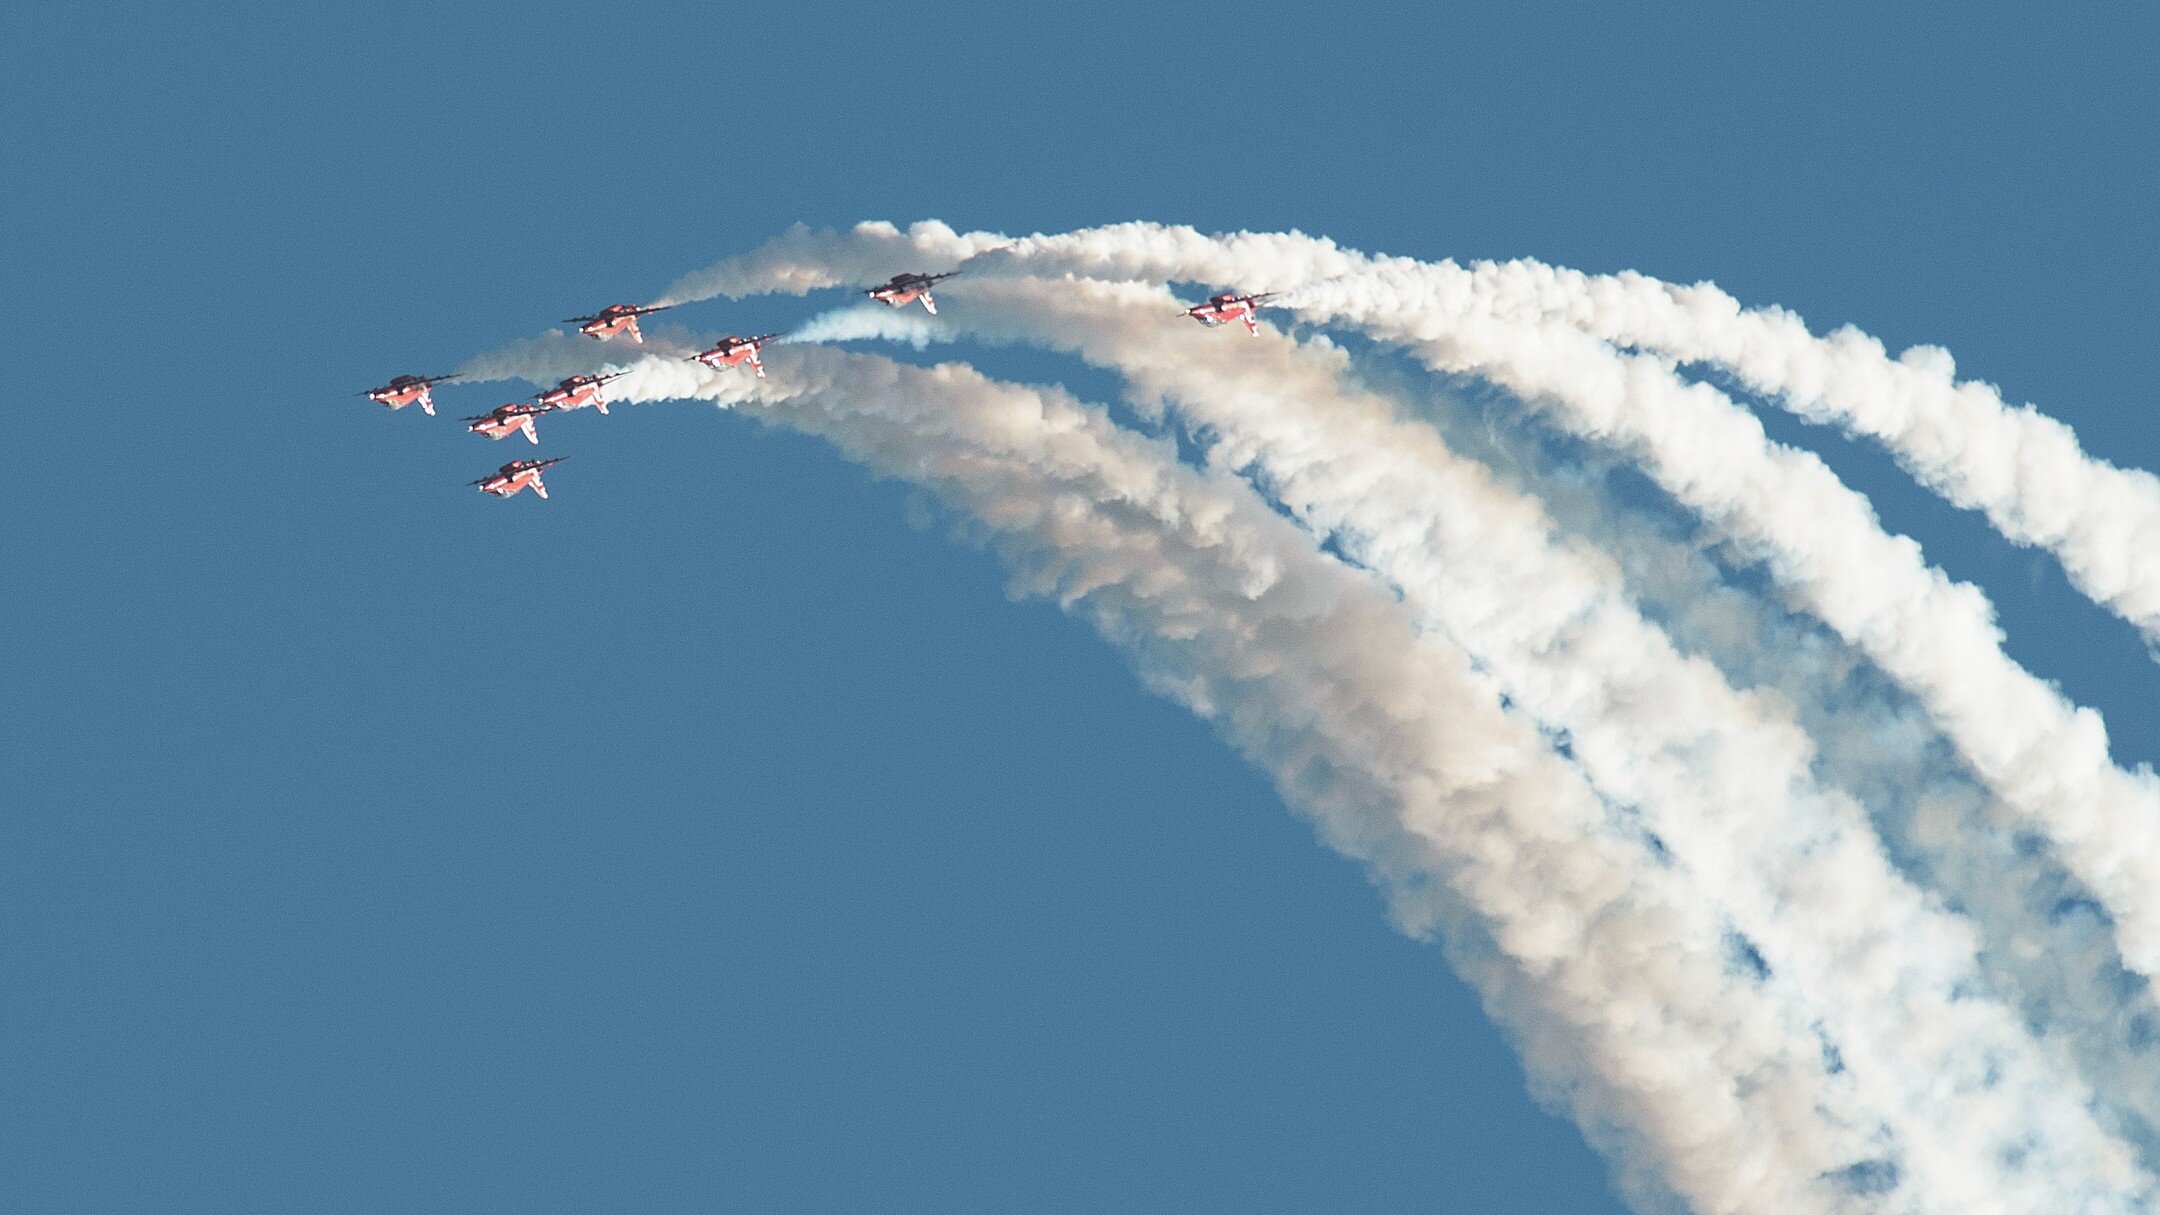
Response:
[6,5,2157,1212]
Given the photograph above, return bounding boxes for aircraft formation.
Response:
[359,272,1285,501]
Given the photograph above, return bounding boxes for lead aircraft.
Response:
[360,373,458,415]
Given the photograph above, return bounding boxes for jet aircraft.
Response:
[566,303,672,343]
[360,373,458,415]
[1182,291,1282,335]
[535,371,626,414]
[689,332,785,378]
[866,271,957,315]
[464,402,556,444]
[472,457,566,500]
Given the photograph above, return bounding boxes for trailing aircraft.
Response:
[471,456,566,500]
[689,332,786,378]
[1181,291,1282,336]
[464,402,556,444]
[534,371,626,414]
[866,271,957,315]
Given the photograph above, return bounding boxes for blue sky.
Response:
[6,4,2157,1211]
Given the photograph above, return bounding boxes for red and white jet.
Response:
[688,332,785,378]
[535,371,627,414]
[359,373,458,415]
[565,303,673,344]
[866,271,958,315]
[464,401,556,444]
[1182,291,1283,336]
[472,456,566,500]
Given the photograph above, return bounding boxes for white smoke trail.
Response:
[817,277,2148,1213]
[498,286,2151,1204]
[469,340,1908,1214]
[447,220,2160,1210]
[1334,343,2160,1163]
[652,220,1009,308]
[1447,265,2160,649]
[790,305,941,350]
[840,221,2160,1149]
[801,277,2160,1160]
[937,224,2160,992]
[1294,265,2160,971]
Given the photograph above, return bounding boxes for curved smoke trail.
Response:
[792,284,2160,1164]
[444,222,2160,1213]
[804,281,2143,1212]
[1439,264,2160,650]
[955,224,2160,986]
[472,342,1898,1213]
